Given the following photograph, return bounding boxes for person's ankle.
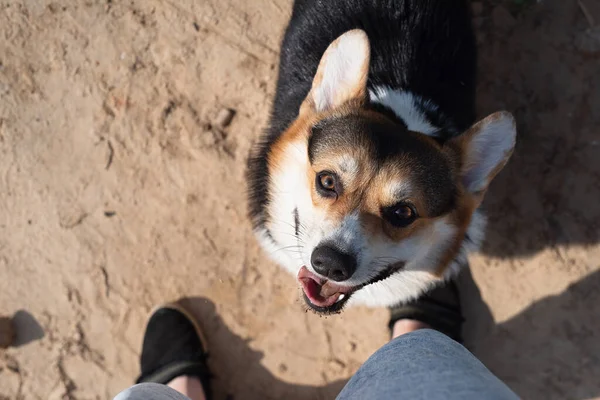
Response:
[167,375,207,400]
[391,319,431,339]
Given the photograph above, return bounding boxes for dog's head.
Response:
[262,30,516,313]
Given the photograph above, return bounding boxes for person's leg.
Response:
[114,382,192,400]
[166,376,206,400]
[337,326,518,400]
[339,279,518,400]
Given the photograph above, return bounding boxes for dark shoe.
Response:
[136,302,212,399]
[388,280,464,342]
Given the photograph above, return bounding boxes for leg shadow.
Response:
[11,310,45,347]
[461,268,600,400]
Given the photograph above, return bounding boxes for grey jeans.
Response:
[115,329,518,400]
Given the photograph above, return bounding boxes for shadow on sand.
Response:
[183,264,600,400]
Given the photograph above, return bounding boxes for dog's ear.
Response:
[448,111,516,198]
[301,29,370,114]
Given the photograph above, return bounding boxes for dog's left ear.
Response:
[301,29,370,114]
[448,111,516,198]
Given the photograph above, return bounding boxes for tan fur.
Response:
[268,114,313,172]
[433,192,478,276]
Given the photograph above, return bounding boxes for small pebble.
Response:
[347,341,357,352]
[0,316,15,349]
[214,108,236,128]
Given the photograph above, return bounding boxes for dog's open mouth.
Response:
[297,262,405,313]
[298,266,355,312]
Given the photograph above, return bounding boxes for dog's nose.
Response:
[311,246,357,282]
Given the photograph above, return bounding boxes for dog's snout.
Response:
[311,246,357,282]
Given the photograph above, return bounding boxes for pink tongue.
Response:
[297,266,351,307]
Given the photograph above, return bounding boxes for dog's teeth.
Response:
[336,294,345,303]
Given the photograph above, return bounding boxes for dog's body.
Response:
[248,0,516,313]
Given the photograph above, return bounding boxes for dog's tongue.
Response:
[297,266,352,308]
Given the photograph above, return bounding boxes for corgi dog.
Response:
[247,0,516,314]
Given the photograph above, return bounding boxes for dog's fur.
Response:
[247,0,516,313]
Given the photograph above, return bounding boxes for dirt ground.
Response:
[0,0,599,399]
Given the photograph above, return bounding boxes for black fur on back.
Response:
[247,0,476,230]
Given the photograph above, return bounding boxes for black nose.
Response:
[311,245,357,282]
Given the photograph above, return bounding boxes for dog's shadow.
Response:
[465,3,600,397]
[460,268,600,400]
[474,1,600,258]
[180,297,347,400]
[184,268,600,400]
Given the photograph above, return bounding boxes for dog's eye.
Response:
[385,203,418,227]
[394,205,413,219]
[316,172,338,197]
[320,174,335,190]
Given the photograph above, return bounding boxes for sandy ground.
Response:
[0,0,599,399]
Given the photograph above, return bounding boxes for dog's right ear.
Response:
[301,30,370,114]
